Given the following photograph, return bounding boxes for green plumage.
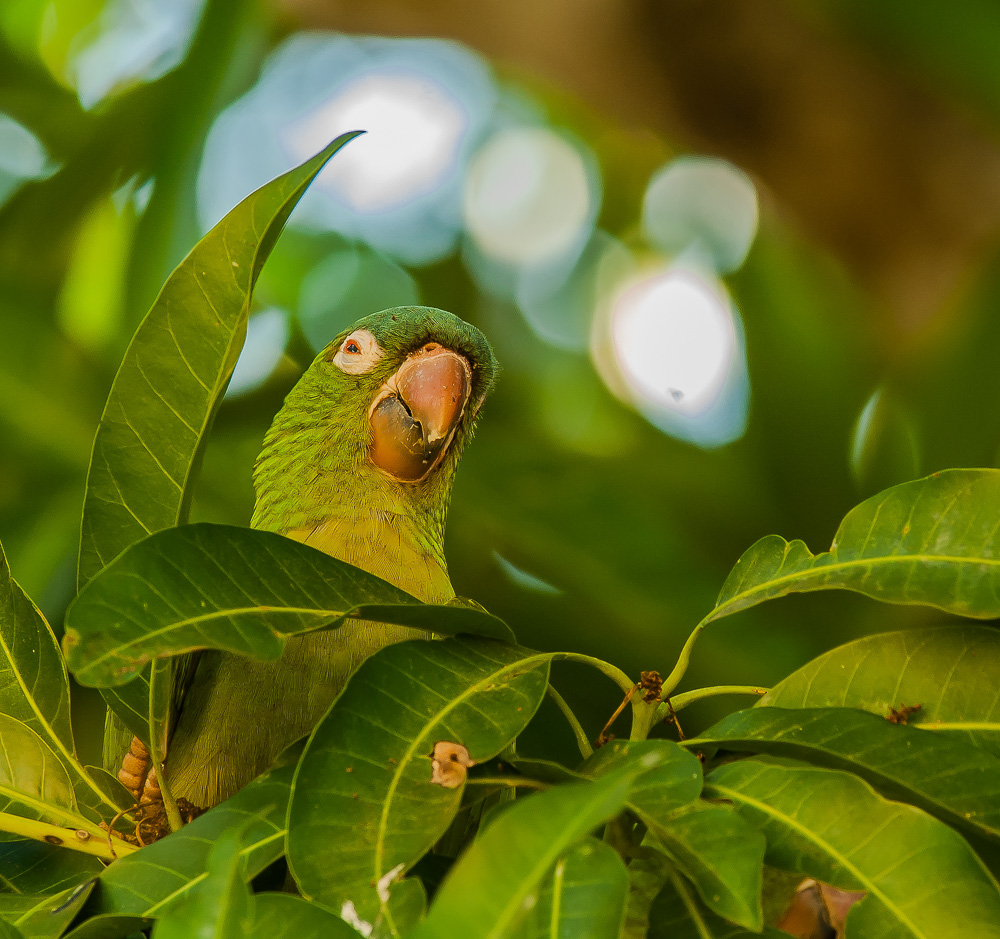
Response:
[161,307,497,807]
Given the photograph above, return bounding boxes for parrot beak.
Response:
[369,343,472,482]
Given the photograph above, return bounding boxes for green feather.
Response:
[163,306,497,807]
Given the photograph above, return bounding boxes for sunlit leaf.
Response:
[64,524,511,688]
[83,766,291,921]
[708,469,1000,623]
[762,625,1000,757]
[517,838,628,939]
[77,131,362,588]
[412,748,668,939]
[694,706,1000,844]
[0,715,84,830]
[706,759,1000,937]
[0,543,123,820]
[248,894,355,939]
[287,638,551,925]
[151,828,253,939]
[0,882,94,939]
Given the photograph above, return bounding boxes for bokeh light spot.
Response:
[463,126,596,268]
[642,157,758,274]
[226,309,289,398]
[0,113,53,205]
[288,74,465,213]
[595,265,749,448]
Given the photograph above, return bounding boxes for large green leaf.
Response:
[248,895,355,939]
[580,739,703,818]
[761,625,1000,757]
[706,759,1000,938]
[516,838,628,939]
[0,545,123,821]
[646,863,787,939]
[76,131,361,589]
[64,524,511,688]
[412,749,668,939]
[287,638,551,926]
[0,882,94,939]
[646,805,765,931]
[707,469,1000,623]
[0,841,102,896]
[83,765,291,921]
[693,706,1000,843]
[151,827,253,939]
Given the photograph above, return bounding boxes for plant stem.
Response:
[466,776,549,791]
[0,811,137,861]
[553,653,635,694]
[659,614,712,700]
[656,685,769,722]
[546,684,593,759]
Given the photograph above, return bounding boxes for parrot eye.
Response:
[332,329,383,375]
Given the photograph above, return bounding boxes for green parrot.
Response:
[127,306,497,810]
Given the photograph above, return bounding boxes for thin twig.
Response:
[596,684,638,747]
[546,684,593,759]
[465,776,550,791]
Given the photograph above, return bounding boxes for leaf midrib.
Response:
[707,781,927,938]
[713,552,1000,620]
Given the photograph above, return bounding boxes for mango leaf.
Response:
[412,749,668,939]
[706,759,1000,937]
[646,863,787,939]
[64,524,512,688]
[151,827,253,939]
[0,840,102,895]
[0,544,123,821]
[63,916,151,939]
[287,638,551,926]
[83,765,291,921]
[761,625,1000,757]
[580,739,703,818]
[0,882,94,939]
[372,878,426,939]
[646,804,764,931]
[77,131,362,589]
[693,706,1000,844]
[248,894,355,939]
[0,716,88,831]
[516,838,628,939]
[707,469,1000,624]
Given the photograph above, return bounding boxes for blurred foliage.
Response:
[1,0,1000,774]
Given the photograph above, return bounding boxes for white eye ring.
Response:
[332,329,383,375]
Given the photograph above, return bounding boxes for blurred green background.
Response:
[2,0,1000,762]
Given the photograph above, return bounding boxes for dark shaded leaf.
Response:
[64,524,511,688]
[248,894,355,939]
[646,804,765,931]
[706,759,1000,937]
[517,838,628,939]
[287,637,550,925]
[709,469,1000,623]
[151,828,253,939]
[693,705,1000,843]
[0,882,94,939]
[0,840,101,895]
[412,749,668,939]
[84,766,291,920]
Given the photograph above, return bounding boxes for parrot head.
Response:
[251,306,497,590]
